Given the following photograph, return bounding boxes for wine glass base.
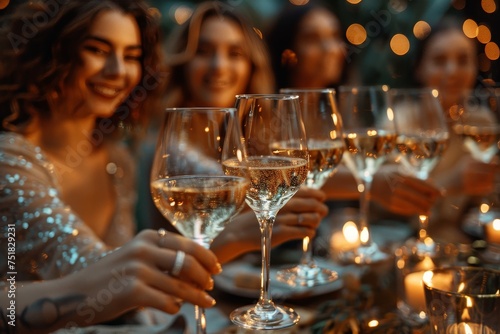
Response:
[276,264,338,287]
[336,243,389,264]
[230,304,299,330]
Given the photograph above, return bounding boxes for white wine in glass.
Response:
[389,88,449,254]
[229,94,308,330]
[453,88,500,229]
[275,88,344,287]
[150,108,248,334]
[337,85,397,264]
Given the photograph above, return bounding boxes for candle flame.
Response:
[493,219,500,231]
[342,221,359,243]
[360,227,370,243]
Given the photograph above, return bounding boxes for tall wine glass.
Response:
[389,88,450,254]
[150,108,248,334]
[228,94,309,330]
[452,88,500,228]
[276,88,344,287]
[337,85,397,264]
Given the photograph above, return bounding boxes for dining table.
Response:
[54,206,498,334]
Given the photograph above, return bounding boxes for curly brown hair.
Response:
[0,0,166,137]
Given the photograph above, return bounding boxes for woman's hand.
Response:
[371,164,443,215]
[211,187,328,264]
[7,230,222,334]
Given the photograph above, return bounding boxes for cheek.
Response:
[234,63,252,91]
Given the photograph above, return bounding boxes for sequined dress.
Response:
[0,132,136,281]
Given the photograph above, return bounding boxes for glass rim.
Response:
[338,84,390,92]
[279,88,335,94]
[164,107,237,112]
[422,266,500,298]
[235,93,299,100]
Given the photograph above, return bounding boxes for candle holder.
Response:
[395,241,458,325]
[423,266,500,334]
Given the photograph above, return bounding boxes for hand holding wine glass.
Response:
[337,85,397,264]
[229,94,309,330]
[389,88,450,254]
[276,88,344,287]
[150,108,248,334]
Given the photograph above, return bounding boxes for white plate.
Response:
[214,257,344,300]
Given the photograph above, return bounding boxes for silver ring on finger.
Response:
[297,214,304,226]
[171,250,185,277]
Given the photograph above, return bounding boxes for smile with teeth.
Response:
[90,84,121,97]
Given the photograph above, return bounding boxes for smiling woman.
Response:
[0,0,226,332]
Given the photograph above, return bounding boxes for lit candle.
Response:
[404,271,427,311]
[447,323,494,334]
[330,221,360,252]
[403,256,435,312]
[484,219,500,244]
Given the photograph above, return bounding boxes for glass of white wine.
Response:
[276,88,344,287]
[337,85,397,264]
[453,88,500,230]
[150,107,249,334]
[228,94,309,330]
[389,88,450,254]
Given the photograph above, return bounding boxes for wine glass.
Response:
[229,94,309,330]
[150,107,248,334]
[452,88,500,230]
[276,88,344,287]
[336,85,397,264]
[389,88,450,254]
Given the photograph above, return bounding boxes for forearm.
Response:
[0,278,94,334]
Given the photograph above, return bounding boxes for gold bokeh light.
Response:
[390,34,410,56]
[485,42,500,60]
[346,23,367,45]
[413,21,431,40]
[172,5,192,25]
[463,19,478,38]
[0,0,9,10]
[289,0,310,5]
[477,25,491,44]
[346,0,362,4]
[481,0,497,13]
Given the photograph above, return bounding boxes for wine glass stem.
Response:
[195,305,206,334]
[418,213,430,242]
[195,241,211,334]
[257,213,277,309]
[359,179,373,246]
[300,236,313,266]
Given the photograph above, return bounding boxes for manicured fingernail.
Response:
[207,278,214,290]
[215,263,223,274]
[205,294,216,306]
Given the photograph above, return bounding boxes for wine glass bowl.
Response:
[275,88,344,287]
[453,88,500,231]
[389,88,450,254]
[336,85,397,264]
[229,94,308,330]
[150,107,248,334]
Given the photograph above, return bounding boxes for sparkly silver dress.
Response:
[0,132,137,281]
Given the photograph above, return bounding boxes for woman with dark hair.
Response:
[265,2,347,90]
[0,1,221,331]
[264,3,442,220]
[411,15,499,241]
